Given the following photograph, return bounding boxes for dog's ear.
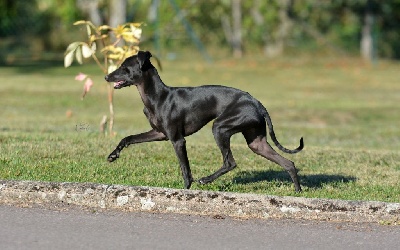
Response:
[137,51,152,69]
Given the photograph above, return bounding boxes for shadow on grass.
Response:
[233,170,356,189]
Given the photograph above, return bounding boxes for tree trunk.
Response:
[231,0,242,58]
[251,0,264,26]
[264,0,292,57]
[109,0,127,28]
[77,0,102,26]
[148,0,161,55]
[361,6,374,62]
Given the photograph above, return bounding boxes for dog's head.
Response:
[105,51,152,89]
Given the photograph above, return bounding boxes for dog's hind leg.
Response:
[244,131,302,192]
[107,129,166,162]
[198,122,237,185]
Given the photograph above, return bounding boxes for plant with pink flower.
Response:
[64,20,142,135]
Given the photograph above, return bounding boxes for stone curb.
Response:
[0,180,399,223]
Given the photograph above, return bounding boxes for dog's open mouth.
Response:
[114,80,126,89]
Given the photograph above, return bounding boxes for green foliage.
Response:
[54,0,82,25]
[0,0,52,37]
[152,0,400,58]
[2,1,400,59]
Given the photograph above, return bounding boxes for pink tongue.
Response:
[114,81,123,87]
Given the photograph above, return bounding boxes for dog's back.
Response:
[165,85,265,136]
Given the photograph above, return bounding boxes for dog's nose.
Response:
[104,75,109,81]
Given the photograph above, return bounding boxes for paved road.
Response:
[0,205,399,250]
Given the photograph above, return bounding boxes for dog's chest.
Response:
[143,107,163,131]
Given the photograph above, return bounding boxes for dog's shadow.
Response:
[233,170,356,189]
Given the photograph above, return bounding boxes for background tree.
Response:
[77,0,103,26]
[109,0,127,31]
[1,0,400,61]
[231,0,243,58]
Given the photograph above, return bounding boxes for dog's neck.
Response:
[136,68,170,109]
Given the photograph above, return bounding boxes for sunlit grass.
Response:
[1,55,399,202]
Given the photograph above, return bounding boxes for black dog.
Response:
[105,51,304,192]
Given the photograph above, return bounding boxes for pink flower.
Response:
[82,78,93,99]
[75,73,87,81]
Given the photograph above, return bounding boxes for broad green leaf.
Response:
[75,46,83,64]
[64,50,74,68]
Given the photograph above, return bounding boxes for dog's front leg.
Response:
[108,129,166,162]
[171,139,194,189]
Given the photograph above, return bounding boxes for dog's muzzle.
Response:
[113,80,127,89]
[105,75,127,89]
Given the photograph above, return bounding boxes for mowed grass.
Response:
[0,55,399,202]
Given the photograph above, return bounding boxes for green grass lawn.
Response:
[1,55,399,202]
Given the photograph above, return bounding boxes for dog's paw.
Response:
[107,150,120,162]
[183,177,194,189]
[295,186,302,193]
[198,176,213,185]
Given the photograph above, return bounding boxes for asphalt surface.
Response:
[0,205,399,250]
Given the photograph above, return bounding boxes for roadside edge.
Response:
[1,180,399,223]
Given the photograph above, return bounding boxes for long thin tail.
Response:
[263,108,304,154]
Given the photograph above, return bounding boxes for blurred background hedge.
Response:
[1,0,400,64]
